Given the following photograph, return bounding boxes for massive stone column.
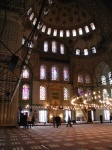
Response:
[0,7,23,126]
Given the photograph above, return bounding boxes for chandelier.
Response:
[71,88,112,109]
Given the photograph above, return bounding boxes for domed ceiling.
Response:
[26,0,106,55]
[31,0,94,30]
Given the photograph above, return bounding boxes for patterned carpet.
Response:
[0,123,112,150]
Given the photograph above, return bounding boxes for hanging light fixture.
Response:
[71,31,112,109]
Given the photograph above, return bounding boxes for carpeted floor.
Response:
[0,123,112,150]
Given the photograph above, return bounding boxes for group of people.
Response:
[52,115,61,128]
[27,115,35,128]
[19,113,35,128]
[52,115,72,128]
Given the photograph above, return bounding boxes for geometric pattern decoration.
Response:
[1,123,112,150]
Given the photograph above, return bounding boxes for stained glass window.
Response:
[101,75,106,85]
[22,38,25,45]
[40,65,46,79]
[60,44,64,54]
[85,74,91,83]
[72,29,76,36]
[91,47,96,53]
[78,88,83,96]
[40,86,46,100]
[60,30,64,37]
[27,7,32,15]
[78,74,83,83]
[22,68,29,78]
[28,41,34,48]
[111,89,112,98]
[90,23,96,30]
[64,87,69,100]
[42,25,46,32]
[53,29,57,36]
[103,89,108,101]
[29,13,34,20]
[76,49,80,55]
[47,28,51,35]
[52,41,57,53]
[86,89,92,101]
[108,72,112,85]
[52,66,58,80]
[44,41,48,52]
[63,67,69,81]
[66,30,70,37]
[78,28,83,35]
[22,84,30,100]
[84,48,88,55]
[85,26,89,33]
[37,22,42,29]
[33,18,37,25]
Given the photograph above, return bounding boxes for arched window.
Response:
[33,18,37,25]
[40,86,46,100]
[78,28,83,35]
[86,89,92,101]
[85,26,89,33]
[78,74,83,83]
[72,29,76,36]
[101,75,106,85]
[84,48,88,55]
[52,41,57,53]
[66,30,70,37]
[103,89,108,101]
[90,23,96,30]
[111,89,112,98]
[76,49,80,55]
[44,41,48,52]
[22,38,25,45]
[22,68,29,78]
[27,7,32,15]
[28,41,34,48]
[42,25,46,32]
[85,74,91,83]
[108,72,112,85]
[37,22,42,29]
[53,29,57,36]
[60,44,64,54]
[78,87,83,96]
[40,65,46,79]
[63,67,69,81]
[22,84,30,100]
[52,66,58,80]
[91,47,96,53]
[47,28,51,35]
[60,30,64,37]
[64,87,69,100]
[29,13,34,20]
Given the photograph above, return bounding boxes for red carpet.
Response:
[0,123,112,150]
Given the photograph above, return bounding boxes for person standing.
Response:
[100,115,103,124]
[52,115,56,127]
[67,116,72,127]
[32,115,35,127]
[27,115,32,128]
[55,115,61,128]
[23,113,28,128]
